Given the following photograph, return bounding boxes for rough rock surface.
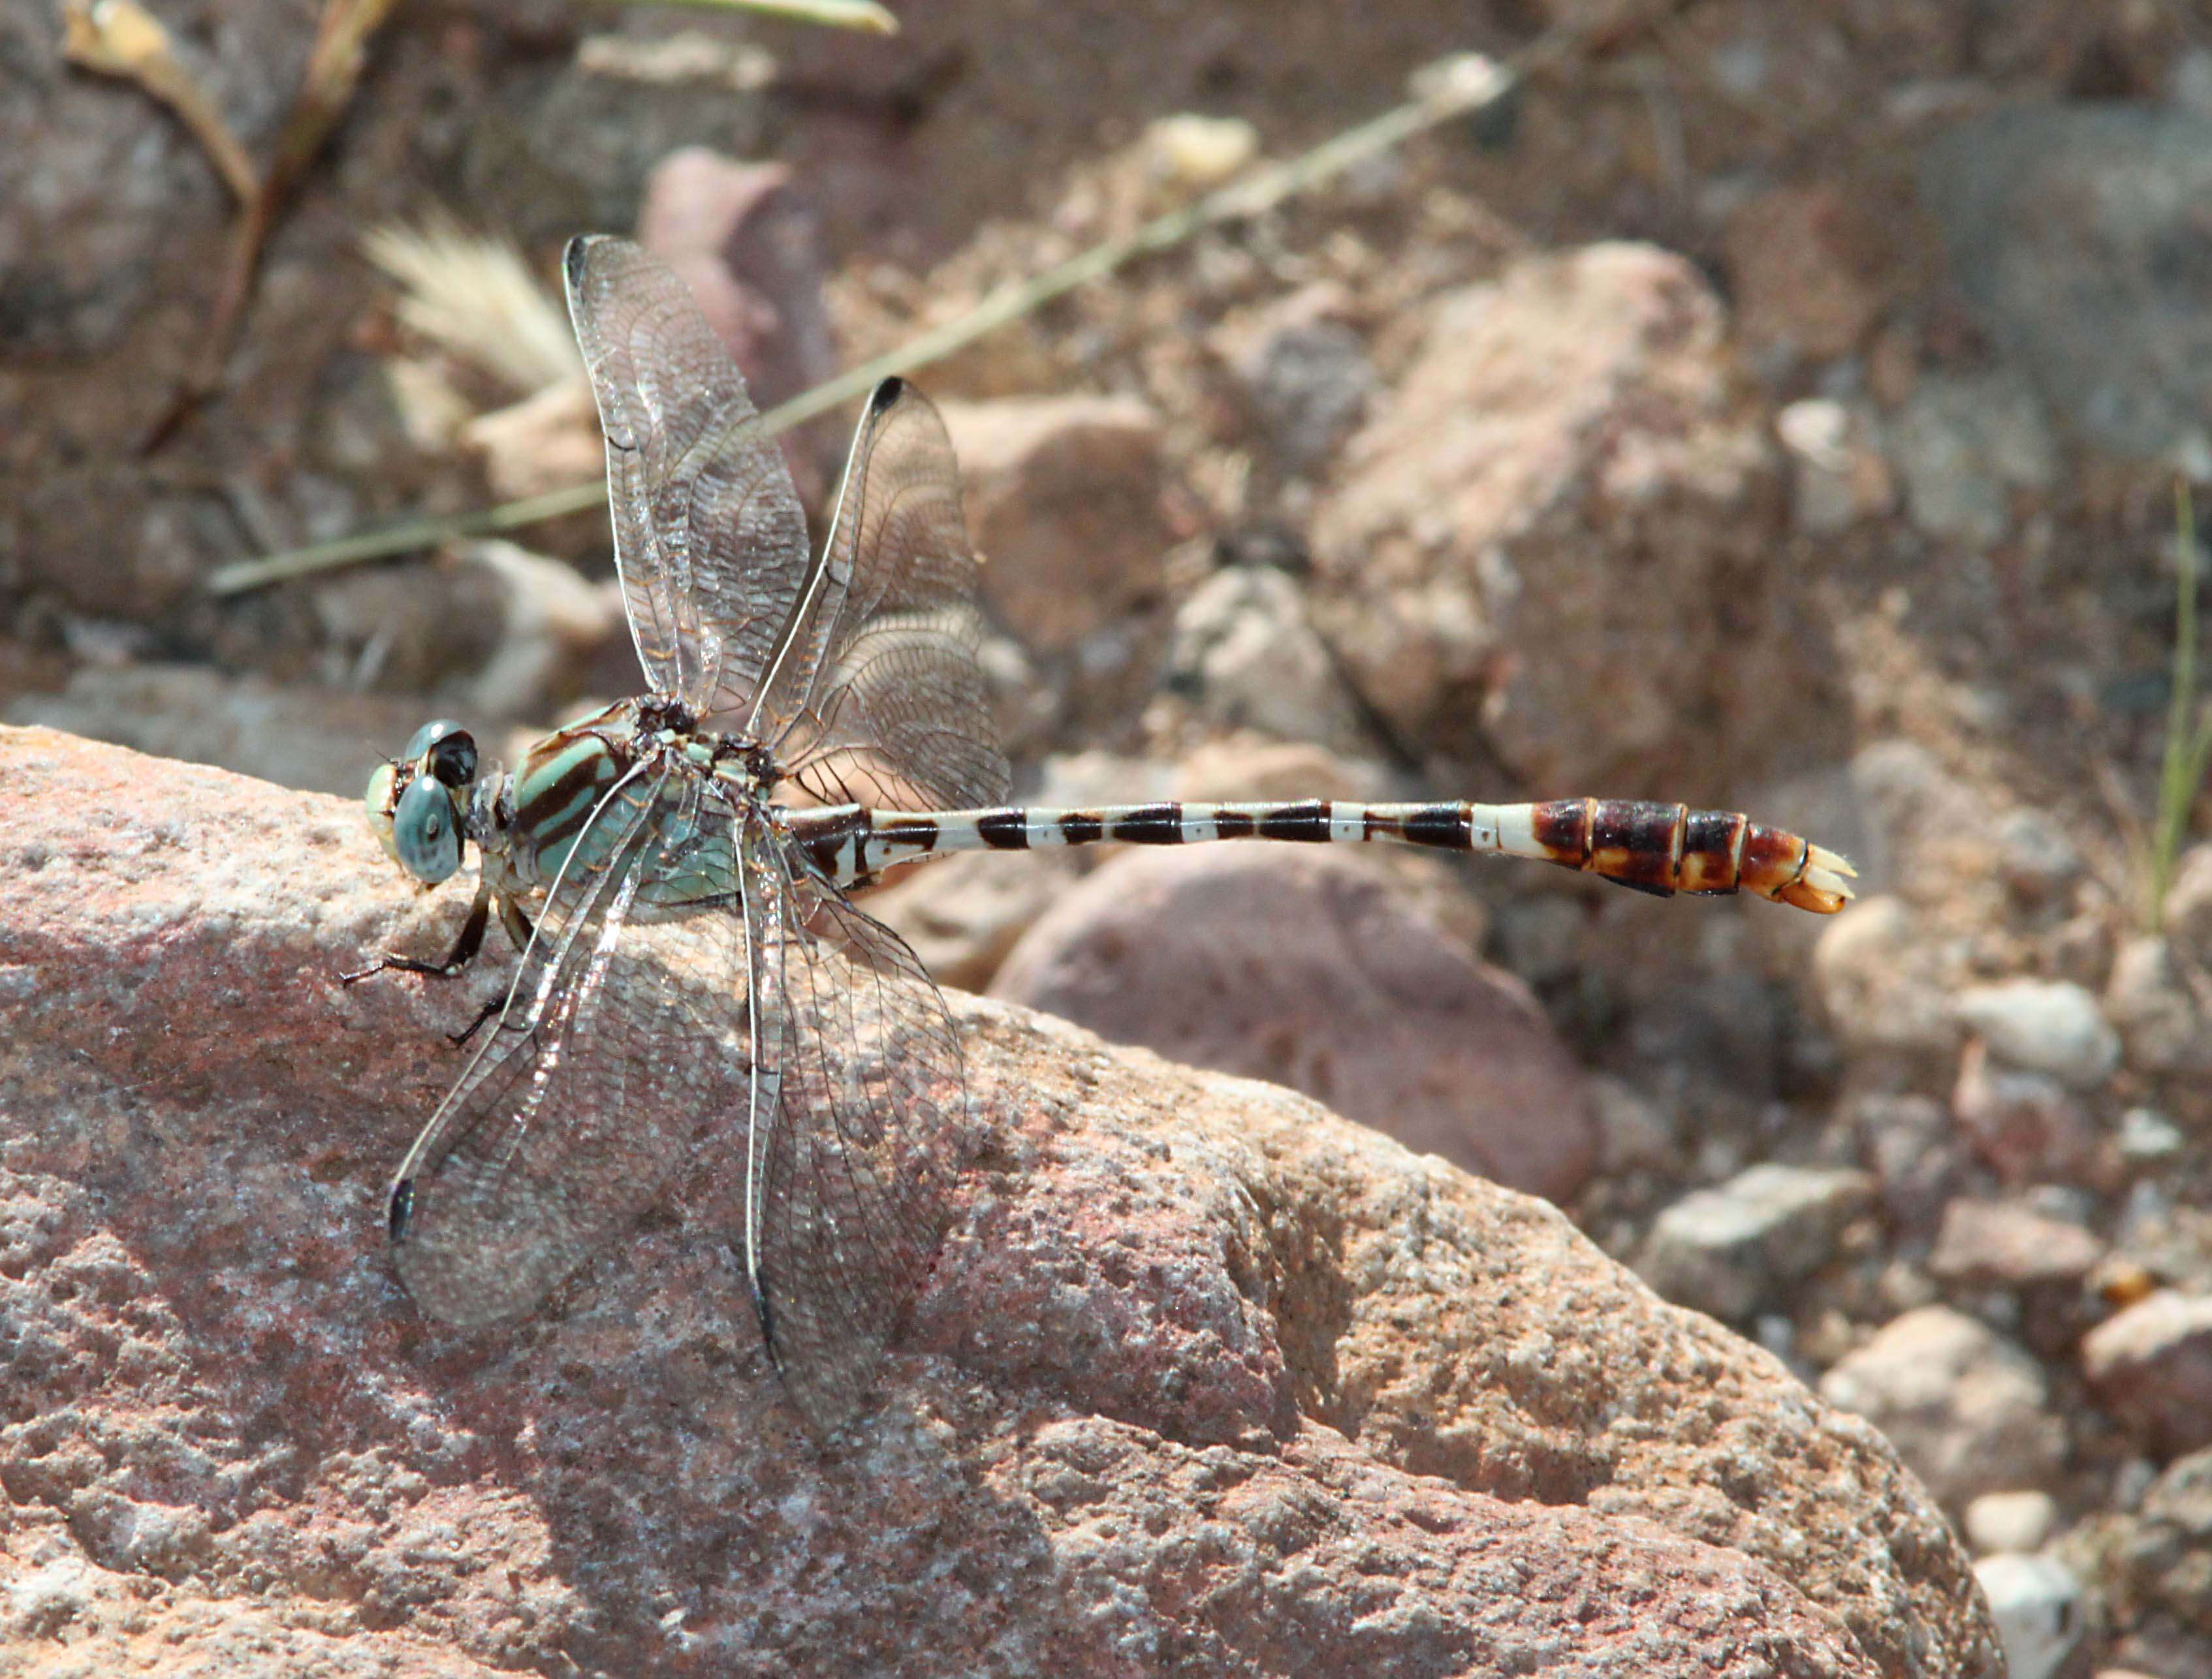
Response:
[1308,241,1818,793]
[988,843,1598,1202]
[0,727,2000,1677]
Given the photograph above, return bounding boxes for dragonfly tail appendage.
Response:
[1518,798,1856,914]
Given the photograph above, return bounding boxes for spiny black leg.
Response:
[341,883,492,985]
[447,992,504,1047]
[441,896,540,1044]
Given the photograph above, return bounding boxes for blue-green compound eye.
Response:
[393,772,463,883]
[402,719,477,789]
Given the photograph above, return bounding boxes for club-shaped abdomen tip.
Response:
[388,1178,415,1244]
[1790,844,1859,914]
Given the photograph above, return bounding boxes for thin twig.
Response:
[61,0,259,203]
[2149,479,2211,924]
[608,0,898,30]
[205,50,1530,595]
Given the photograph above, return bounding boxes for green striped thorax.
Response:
[366,697,783,902]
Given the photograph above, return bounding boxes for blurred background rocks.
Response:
[9,1,2212,1672]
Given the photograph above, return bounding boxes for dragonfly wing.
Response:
[564,236,814,719]
[745,856,968,1435]
[388,771,757,1327]
[759,378,1011,811]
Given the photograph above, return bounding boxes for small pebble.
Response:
[1953,979,2120,1090]
[1974,1554,2084,1679]
[2117,1106,2184,1163]
[1964,1489,2057,1556]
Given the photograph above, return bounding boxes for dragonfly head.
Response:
[367,719,481,885]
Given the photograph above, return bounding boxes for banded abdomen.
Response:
[794,797,1856,913]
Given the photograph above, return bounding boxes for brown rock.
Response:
[1817,1306,2068,1509]
[1929,1200,2107,1291]
[988,843,1597,1202]
[1310,242,1812,793]
[1951,1038,2100,1187]
[0,727,1999,1678]
[2106,934,2212,1078]
[936,394,1171,653]
[2083,1291,2212,1456]
[1726,185,1889,360]
[862,848,1081,993]
[637,149,844,505]
[2164,843,2212,969]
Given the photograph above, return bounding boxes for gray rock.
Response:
[1854,1093,1967,1235]
[1995,808,2083,903]
[1974,1554,2085,1679]
[2115,1447,2212,1637]
[1921,104,2212,460]
[2117,1106,2186,1165]
[1812,898,1962,1059]
[1165,565,1367,751]
[1639,1164,1875,1323]
[1819,1306,2067,1509]
[1886,369,2058,546]
[2083,1291,2212,1456]
[1240,318,1377,471]
[5,665,452,798]
[2164,844,2212,968]
[1953,979,2120,1090]
[1777,398,1895,536]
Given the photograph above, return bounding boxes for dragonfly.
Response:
[356,235,1857,1436]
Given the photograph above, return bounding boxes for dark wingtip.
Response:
[750,1272,784,1373]
[562,236,596,296]
[870,376,906,413]
[387,1179,416,1244]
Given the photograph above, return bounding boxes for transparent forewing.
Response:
[565,236,814,716]
[748,845,968,1434]
[761,379,1011,811]
[388,770,759,1326]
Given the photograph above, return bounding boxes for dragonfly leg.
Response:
[434,896,541,1045]
[341,881,492,985]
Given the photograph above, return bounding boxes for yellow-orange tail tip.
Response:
[1786,844,1857,914]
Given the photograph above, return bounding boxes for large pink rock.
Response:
[988,844,1597,1202]
[1309,242,1821,794]
[0,727,1997,1678]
